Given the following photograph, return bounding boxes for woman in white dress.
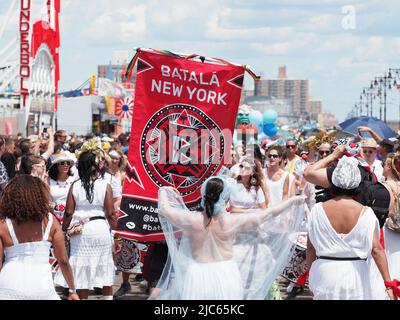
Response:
[48,151,76,223]
[154,176,306,300]
[265,146,289,205]
[382,153,400,281]
[0,175,79,300]
[307,156,395,300]
[55,139,119,300]
[229,157,285,299]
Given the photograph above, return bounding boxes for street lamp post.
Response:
[374,77,384,122]
[374,73,395,123]
[363,85,374,117]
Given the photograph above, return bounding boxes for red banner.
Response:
[117,49,245,242]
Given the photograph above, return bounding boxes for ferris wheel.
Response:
[0,0,60,133]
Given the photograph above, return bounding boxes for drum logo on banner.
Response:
[142,104,224,197]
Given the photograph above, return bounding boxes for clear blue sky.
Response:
[1,0,400,122]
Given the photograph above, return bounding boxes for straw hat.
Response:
[50,151,76,168]
[361,139,378,149]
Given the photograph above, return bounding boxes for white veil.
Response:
[152,177,305,300]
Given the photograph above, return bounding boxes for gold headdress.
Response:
[75,138,104,159]
[305,130,336,150]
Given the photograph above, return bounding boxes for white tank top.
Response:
[265,170,288,206]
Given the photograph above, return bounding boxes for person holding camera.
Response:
[229,156,270,213]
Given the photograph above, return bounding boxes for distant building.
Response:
[308,100,322,121]
[278,66,287,79]
[240,89,255,105]
[318,112,338,129]
[244,96,293,116]
[254,66,309,115]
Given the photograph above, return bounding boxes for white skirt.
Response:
[0,261,60,300]
[54,220,115,289]
[384,226,400,279]
[309,259,376,300]
[181,260,244,300]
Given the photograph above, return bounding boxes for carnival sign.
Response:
[20,0,32,107]
[20,0,60,111]
[117,49,246,242]
[116,97,134,119]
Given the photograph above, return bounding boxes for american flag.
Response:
[116,97,134,119]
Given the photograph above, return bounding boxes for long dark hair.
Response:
[237,158,262,191]
[77,152,104,203]
[202,178,224,227]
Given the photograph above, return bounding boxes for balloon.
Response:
[263,109,278,124]
[263,123,278,137]
[249,110,263,127]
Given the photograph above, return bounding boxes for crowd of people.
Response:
[0,124,399,300]
[0,129,130,300]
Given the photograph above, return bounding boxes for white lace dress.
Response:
[308,203,385,300]
[0,214,60,300]
[54,179,115,289]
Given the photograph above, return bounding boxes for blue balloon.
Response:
[249,110,263,127]
[263,123,278,137]
[263,109,278,124]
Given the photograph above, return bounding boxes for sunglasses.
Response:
[319,151,330,156]
[268,154,279,159]
[58,161,72,166]
[286,145,296,149]
[363,150,375,155]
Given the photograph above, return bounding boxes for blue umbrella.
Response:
[339,116,397,139]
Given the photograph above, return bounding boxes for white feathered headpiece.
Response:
[332,156,361,190]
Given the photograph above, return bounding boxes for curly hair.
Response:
[0,175,52,225]
[386,153,400,180]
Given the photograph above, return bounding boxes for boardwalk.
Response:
[71,273,313,300]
